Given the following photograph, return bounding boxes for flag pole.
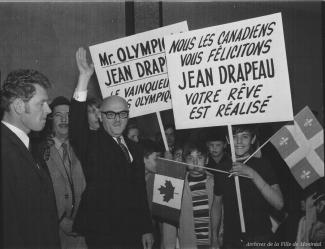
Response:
[243,136,272,164]
[158,157,252,179]
[228,124,246,233]
[156,112,169,151]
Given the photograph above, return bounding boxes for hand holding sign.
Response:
[229,162,257,179]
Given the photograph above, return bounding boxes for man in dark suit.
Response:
[1,69,61,248]
[71,47,153,249]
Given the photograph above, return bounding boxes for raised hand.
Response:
[76,47,94,78]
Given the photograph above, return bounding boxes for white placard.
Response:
[164,13,293,129]
[89,21,188,118]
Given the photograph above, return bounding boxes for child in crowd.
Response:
[140,139,162,210]
[204,128,229,247]
[214,124,284,249]
[140,139,162,249]
[161,141,219,249]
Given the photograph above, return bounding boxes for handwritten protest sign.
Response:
[89,21,188,118]
[164,13,293,129]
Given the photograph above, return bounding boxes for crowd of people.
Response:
[1,47,324,249]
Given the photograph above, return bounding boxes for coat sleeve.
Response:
[69,99,89,167]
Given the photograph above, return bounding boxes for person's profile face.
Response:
[100,98,129,137]
[127,128,140,143]
[233,131,255,157]
[207,141,226,158]
[21,84,51,132]
[52,104,69,138]
[87,105,100,130]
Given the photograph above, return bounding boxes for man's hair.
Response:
[50,96,70,111]
[232,124,259,137]
[183,140,207,160]
[86,97,101,108]
[1,69,51,112]
[140,139,160,158]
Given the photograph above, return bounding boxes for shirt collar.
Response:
[52,136,68,150]
[113,135,126,144]
[2,121,30,149]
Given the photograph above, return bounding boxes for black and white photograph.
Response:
[1,0,324,248]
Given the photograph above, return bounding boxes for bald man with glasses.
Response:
[70,48,153,249]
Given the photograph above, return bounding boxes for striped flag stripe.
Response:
[196,234,209,239]
[193,205,209,211]
[193,200,209,207]
[189,182,206,191]
[194,223,209,228]
[194,209,209,217]
[195,228,209,233]
[192,195,209,201]
[194,217,210,222]
[191,190,207,196]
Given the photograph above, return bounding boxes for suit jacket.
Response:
[47,142,86,221]
[1,123,61,249]
[70,99,152,240]
[46,141,87,249]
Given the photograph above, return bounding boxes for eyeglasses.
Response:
[101,110,129,120]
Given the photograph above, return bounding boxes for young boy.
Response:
[140,139,161,210]
[161,141,219,249]
[214,124,284,248]
[204,128,230,247]
[140,139,162,249]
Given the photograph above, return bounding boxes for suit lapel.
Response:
[1,123,42,177]
[49,145,70,184]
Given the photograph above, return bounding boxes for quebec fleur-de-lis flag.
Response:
[151,158,187,224]
[270,106,324,188]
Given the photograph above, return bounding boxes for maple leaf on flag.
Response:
[158,180,175,202]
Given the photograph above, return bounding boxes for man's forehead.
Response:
[53,104,70,113]
[100,96,128,111]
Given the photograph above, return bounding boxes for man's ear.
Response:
[12,98,25,114]
[251,135,257,145]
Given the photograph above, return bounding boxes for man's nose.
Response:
[44,102,51,114]
[61,115,69,122]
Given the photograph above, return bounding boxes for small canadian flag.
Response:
[151,158,187,224]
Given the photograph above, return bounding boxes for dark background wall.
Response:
[0,1,323,133]
[0,2,125,100]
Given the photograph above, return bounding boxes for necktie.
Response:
[117,137,131,163]
[61,142,75,217]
